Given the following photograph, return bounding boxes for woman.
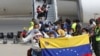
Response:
[37,5,44,20]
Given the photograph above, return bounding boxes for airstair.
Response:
[33,0,58,23]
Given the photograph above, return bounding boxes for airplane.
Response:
[0,0,100,23]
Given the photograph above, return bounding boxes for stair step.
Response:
[48,12,55,14]
[48,14,54,17]
[34,1,56,22]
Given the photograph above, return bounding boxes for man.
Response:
[56,23,65,37]
[93,17,100,56]
[71,19,77,33]
[42,2,49,20]
[27,19,39,35]
[71,19,82,36]
[37,5,44,20]
[21,23,43,56]
[28,19,35,31]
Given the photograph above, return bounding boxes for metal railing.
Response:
[32,0,36,19]
[32,0,58,22]
[53,0,58,22]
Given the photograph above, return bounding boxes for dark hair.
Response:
[89,19,95,24]
[66,18,71,25]
[45,24,49,27]
[73,19,77,22]
[73,19,80,23]
[82,28,89,33]
[34,23,39,27]
[76,19,80,23]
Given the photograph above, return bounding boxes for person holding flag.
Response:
[21,23,43,56]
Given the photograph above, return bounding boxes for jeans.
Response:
[44,11,48,20]
[32,49,41,56]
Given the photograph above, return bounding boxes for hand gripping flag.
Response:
[40,34,92,56]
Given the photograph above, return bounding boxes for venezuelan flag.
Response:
[40,34,92,56]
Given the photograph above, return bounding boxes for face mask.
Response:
[69,31,73,35]
[82,32,87,34]
[33,29,39,33]
[34,29,39,31]
[55,26,58,29]
[45,28,50,31]
[49,27,53,30]
[65,32,68,35]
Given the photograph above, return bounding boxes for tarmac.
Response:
[0,17,31,56]
[0,17,31,34]
[0,43,96,56]
[0,44,30,56]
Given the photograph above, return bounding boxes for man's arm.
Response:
[21,33,35,43]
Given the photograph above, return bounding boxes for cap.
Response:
[96,17,100,24]
[48,30,55,35]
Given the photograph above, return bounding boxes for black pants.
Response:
[44,11,48,20]
[37,13,44,19]
[93,42,100,56]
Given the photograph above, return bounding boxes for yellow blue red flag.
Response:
[40,34,92,56]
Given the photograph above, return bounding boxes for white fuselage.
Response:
[0,0,100,23]
[0,0,77,16]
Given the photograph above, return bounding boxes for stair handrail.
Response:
[32,0,36,19]
[53,0,58,22]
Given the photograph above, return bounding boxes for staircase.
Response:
[47,4,55,22]
[33,0,58,23]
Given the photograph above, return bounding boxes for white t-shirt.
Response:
[22,29,43,50]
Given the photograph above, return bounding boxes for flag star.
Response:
[63,49,65,51]
[59,51,62,53]
[67,49,69,51]
[56,53,58,55]
[74,51,77,53]
[70,49,73,51]
[77,54,79,56]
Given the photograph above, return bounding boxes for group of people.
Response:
[20,1,100,55]
[36,1,49,21]
[19,17,100,56]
